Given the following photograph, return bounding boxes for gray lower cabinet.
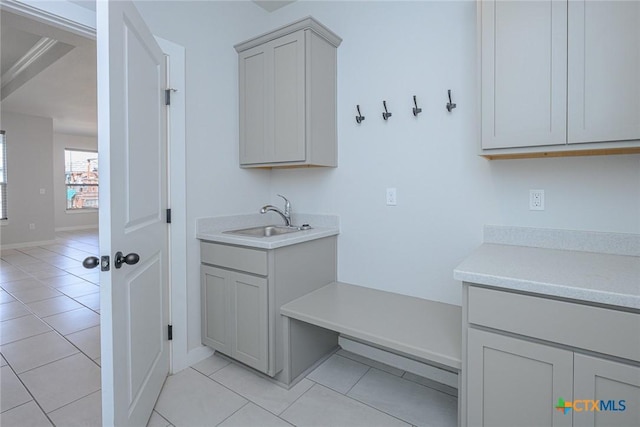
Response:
[573,354,640,427]
[467,328,573,427]
[200,236,337,376]
[201,265,268,373]
[463,284,640,427]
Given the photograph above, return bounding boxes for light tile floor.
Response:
[1,230,102,426]
[1,230,457,427]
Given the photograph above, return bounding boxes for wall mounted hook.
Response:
[412,95,422,116]
[446,89,457,112]
[355,105,365,124]
[382,100,392,120]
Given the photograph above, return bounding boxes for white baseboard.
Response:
[55,225,99,232]
[339,336,458,389]
[1,239,56,250]
[175,345,214,374]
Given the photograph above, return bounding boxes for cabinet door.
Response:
[239,31,305,166]
[270,30,305,163]
[231,272,268,373]
[573,354,640,427]
[201,265,231,354]
[239,44,270,165]
[480,0,567,149]
[568,0,640,144]
[467,328,573,427]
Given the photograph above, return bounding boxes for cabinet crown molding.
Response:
[234,16,342,52]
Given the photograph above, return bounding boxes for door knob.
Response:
[83,256,110,271]
[82,256,100,269]
[114,252,140,269]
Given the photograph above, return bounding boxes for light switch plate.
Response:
[386,188,397,206]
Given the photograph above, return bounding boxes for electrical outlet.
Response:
[529,190,545,211]
[386,188,397,206]
[29,223,36,230]
[39,188,46,195]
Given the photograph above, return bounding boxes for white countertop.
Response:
[196,213,339,249]
[454,243,640,310]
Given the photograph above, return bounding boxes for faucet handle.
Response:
[277,194,290,216]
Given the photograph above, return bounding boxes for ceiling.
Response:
[254,1,296,13]
[0,0,295,136]
[1,10,97,136]
[67,0,297,13]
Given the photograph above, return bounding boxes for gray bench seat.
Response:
[278,281,461,385]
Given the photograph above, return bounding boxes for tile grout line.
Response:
[43,389,103,424]
[343,365,371,396]
[275,380,318,420]
[312,382,415,427]
[149,373,172,424]
[5,250,102,329]
[213,400,251,426]
[312,362,416,424]
[2,355,58,426]
[201,363,303,419]
[0,328,52,347]
[345,366,455,426]
[400,372,458,397]
[189,366,252,407]
[150,409,174,427]
[188,365,302,424]
[2,237,103,417]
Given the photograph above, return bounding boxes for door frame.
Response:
[2,0,189,372]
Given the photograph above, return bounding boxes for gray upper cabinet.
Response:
[235,17,342,168]
[480,0,568,150]
[480,0,640,158]
[567,0,640,144]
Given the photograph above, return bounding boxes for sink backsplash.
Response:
[484,225,640,257]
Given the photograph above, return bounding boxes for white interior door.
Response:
[96,1,169,425]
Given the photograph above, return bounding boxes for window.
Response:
[65,149,99,210]
[0,131,7,220]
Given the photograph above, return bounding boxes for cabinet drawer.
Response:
[468,286,640,362]
[200,242,267,276]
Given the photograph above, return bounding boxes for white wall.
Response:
[53,133,98,231]
[135,0,640,358]
[262,1,640,304]
[264,1,494,304]
[0,112,56,247]
[135,0,273,352]
[490,155,640,232]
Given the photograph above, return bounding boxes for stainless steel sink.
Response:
[224,225,305,238]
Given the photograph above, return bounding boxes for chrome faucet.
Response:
[260,194,292,227]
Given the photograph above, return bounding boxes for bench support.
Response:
[277,316,339,386]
